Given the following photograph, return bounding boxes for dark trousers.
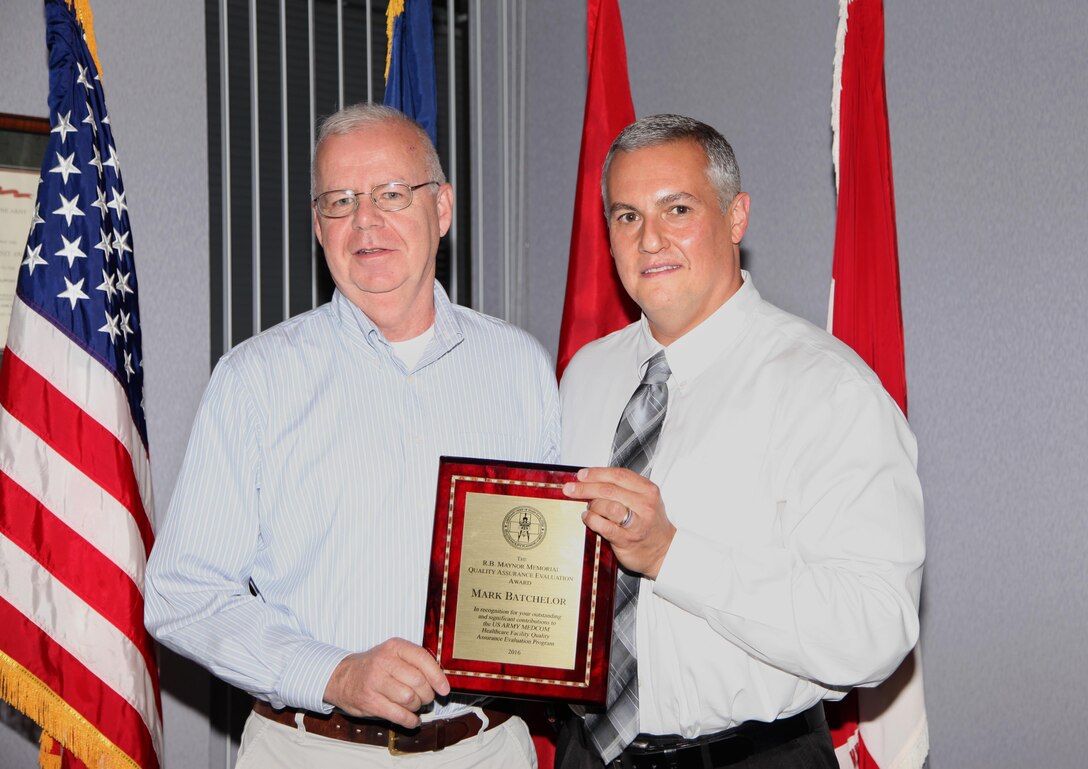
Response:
[554,711,837,769]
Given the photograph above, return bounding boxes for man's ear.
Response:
[312,204,324,248]
[729,192,750,244]
[436,183,454,237]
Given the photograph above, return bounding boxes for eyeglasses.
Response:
[313,181,440,218]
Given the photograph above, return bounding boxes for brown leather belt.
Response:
[252,700,512,754]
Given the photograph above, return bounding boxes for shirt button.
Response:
[407,374,416,384]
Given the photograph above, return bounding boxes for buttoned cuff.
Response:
[652,527,715,610]
[277,641,351,713]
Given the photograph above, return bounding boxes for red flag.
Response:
[533,2,638,761]
[555,0,639,378]
[827,1,927,767]
[0,1,163,767]
[830,0,906,412]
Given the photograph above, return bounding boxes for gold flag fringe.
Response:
[384,0,405,82]
[0,650,141,769]
[67,0,104,79]
[40,732,62,769]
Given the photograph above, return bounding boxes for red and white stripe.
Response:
[0,297,162,768]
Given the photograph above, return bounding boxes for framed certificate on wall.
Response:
[0,113,50,348]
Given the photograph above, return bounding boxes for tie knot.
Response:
[642,350,671,386]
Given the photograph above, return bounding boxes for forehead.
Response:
[314,122,429,187]
[606,139,711,201]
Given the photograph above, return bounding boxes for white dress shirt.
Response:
[145,283,560,714]
[560,274,924,739]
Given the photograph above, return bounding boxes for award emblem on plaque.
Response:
[502,506,547,549]
[422,457,616,704]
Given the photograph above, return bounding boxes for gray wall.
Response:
[522,2,1088,768]
[2,2,1087,768]
[0,2,212,767]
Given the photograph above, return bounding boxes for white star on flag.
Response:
[103,144,120,171]
[50,109,77,142]
[116,270,133,296]
[53,192,85,226]
[57,276,89,309]
[50,151,82,184]
[94,228,113,261]
[113,231,132,258]
[89,144,104,174]
[76,62,94,90]
[107,187,127,217]
[119,309,133,339]
[22,243,48,274]
[82,105,98,134]
[96,269,117,301]
[91,186,109,216]
[56,235,87,267]
[98,310,121,342]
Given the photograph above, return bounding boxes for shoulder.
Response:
[745,301,908,447]
[213,303,338,396]
[221,303,335,367]
[559,322,641,406]
[749,299,882,393]
[451,304,554,371]
[562,322,640,384]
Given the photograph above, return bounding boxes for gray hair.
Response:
[602,114,741,212]
[311,103,446,195]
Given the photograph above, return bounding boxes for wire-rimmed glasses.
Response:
[313,181,440,218]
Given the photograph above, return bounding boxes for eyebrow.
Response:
[608,201,638,216]
[658,191,697,206]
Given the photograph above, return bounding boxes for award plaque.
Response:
[422,456,616,704]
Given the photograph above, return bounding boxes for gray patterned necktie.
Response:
[586,349,671,763]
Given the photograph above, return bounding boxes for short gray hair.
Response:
[602,114,741,212]
[311,103,446,195]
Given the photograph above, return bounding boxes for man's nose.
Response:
[351,194,386,228]
[639,218,666,253]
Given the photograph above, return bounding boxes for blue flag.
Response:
[384,0,438,146]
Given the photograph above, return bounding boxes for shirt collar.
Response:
[332,282,465,365]
[636,270,760,384]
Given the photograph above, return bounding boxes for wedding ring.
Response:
[620,508,634,528]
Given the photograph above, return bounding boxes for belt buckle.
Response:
[387,728,408,756]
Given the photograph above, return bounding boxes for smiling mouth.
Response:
[642,264,680,275]
[355,247,389,256]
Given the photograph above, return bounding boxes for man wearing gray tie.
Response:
[557,114,924,769]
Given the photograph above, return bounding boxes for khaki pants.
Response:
[237,710,538,769]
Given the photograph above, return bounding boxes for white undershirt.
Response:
[388,325,435,370]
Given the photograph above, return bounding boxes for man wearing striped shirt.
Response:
[145,104,559,768]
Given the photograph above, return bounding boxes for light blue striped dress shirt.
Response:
[145,283,560,714]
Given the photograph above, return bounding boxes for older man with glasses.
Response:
[145,103,559,768]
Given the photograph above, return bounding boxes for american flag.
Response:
[0,1,163,767]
